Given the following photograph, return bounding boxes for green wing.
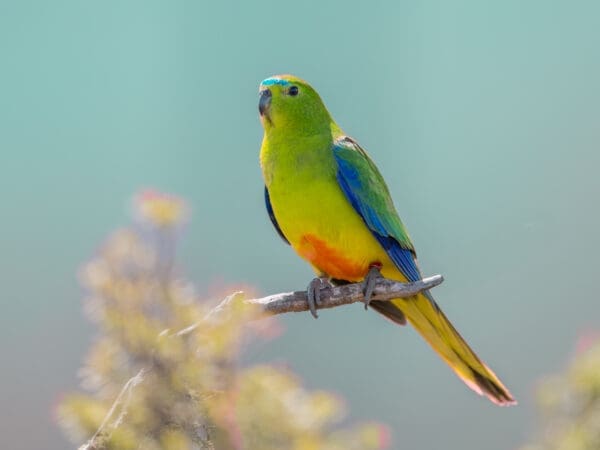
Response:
[333,136,420,282]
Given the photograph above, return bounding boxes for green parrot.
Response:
[258,74,515,406]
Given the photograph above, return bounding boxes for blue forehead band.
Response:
[261,78,290,87]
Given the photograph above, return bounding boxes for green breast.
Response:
[261,133,338,242]
[260,133,388,279]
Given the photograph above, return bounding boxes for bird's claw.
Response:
[362,265,382,310]
[306,277,331,319]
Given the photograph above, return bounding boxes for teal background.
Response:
[1,1,599,449]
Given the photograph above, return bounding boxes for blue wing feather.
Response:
[333,138,421,282]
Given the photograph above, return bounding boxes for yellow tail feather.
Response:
[384,292,516,406]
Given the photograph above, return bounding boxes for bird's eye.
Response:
[288,86,299,96]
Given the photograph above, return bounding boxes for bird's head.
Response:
[258,74,332,135]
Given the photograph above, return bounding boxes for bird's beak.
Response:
[258,88,272,121]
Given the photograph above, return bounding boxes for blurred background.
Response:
[1,1,599,449]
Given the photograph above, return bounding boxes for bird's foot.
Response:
[306,277,332,319]
[362,263,383,310]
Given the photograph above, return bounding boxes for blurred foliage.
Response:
[521,335,600,450]
[58,191,389,450]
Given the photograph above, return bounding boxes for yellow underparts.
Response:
[270,175,406,283]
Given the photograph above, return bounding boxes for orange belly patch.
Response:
[297,234,368,281]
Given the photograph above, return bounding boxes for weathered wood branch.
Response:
[247,274,443,314]
[79,274,443,449]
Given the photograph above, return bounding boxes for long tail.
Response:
[373,292,516,406]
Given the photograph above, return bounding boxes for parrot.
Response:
[258,74,516,406]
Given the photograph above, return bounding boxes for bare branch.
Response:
[186,274,443,333]
[247,274,444,315]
